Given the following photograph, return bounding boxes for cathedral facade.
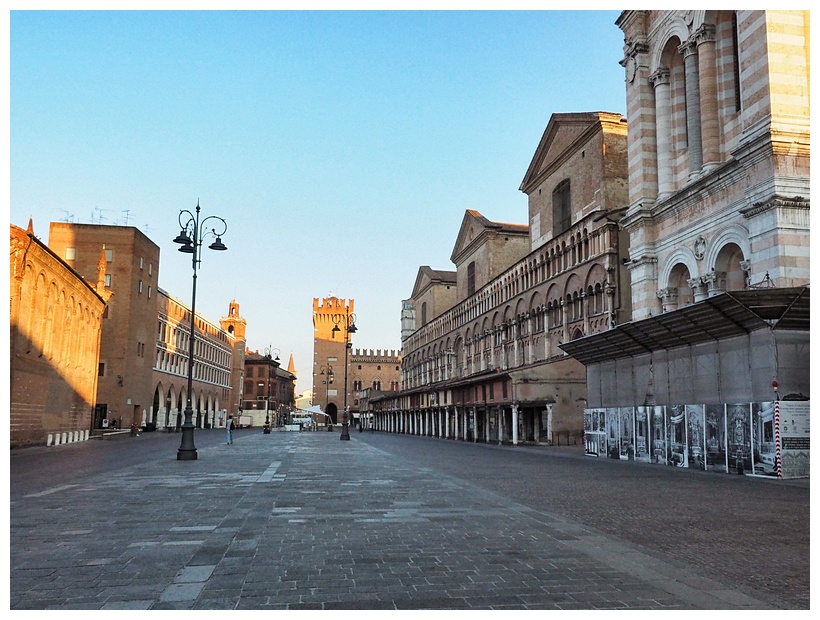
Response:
[561,11,810,477]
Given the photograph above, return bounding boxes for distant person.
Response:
[226,415,234,444]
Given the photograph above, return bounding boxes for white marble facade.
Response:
[616,10,810,320]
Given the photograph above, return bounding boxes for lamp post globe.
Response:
[174,201,227,461]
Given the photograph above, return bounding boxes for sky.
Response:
[7,6,628,394]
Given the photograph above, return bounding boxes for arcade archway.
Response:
[326,403,339,424]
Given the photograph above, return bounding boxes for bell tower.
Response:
[220,299,247,340]
[220,299,247,416]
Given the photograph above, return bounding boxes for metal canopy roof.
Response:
[559,286,809,366]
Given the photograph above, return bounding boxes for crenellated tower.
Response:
[312,297,355,423]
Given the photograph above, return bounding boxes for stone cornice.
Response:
[626,255,658,270]
[621,201,656,231]
[740,195,810,219]
[648,157,739,223]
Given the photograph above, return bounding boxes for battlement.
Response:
[351,349,402,363]
[313,297,354,313]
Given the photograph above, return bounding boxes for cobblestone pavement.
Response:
[9,429,809,610]
[356,432,810,610]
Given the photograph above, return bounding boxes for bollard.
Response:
[47,434,53,447]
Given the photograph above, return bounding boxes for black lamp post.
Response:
[320,364,333,430]
[173,201,227,461]
[263,346,280,432]
[332,311,357,441]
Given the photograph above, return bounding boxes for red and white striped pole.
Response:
[773,380,783,479]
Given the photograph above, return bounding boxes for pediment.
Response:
[411,265,456,299]
[449,209,527,265]
[519,112,606,194]
[449,210,495,265]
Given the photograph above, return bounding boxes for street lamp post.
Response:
[263,346,280,432]
[173,201,227,461]
[320,365,333,430]
[332,311,357,441]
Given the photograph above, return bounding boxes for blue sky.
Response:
[8,7,627,393]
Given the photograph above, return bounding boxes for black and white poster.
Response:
[650,406,666,464]
[584,408,606,457]
[619,407,635,459]
[686,404,706,470]
[726,403,752,475]
[666,405,687,467]
[606,408,620,458]
[582,398,808,478]
[752,401,777,476]
[634,407,652,463]
[705,404,727,472]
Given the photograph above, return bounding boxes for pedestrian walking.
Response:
[226,415,234,444]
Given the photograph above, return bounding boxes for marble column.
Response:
[679,38,703,177]
[695,24,720,170]
[703,270,727,297]
[512,403,519,446]
[650,67,673,198]
[657,287,680,313]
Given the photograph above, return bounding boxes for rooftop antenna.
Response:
[122,209,131,226]
[91,206,113,224]
[60,210,75,223]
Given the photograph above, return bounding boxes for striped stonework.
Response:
[617,10,810,321]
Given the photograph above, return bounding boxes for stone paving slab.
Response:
[9,430,793,610]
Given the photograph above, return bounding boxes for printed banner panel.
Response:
[780,401,810,478]
[583,401,809,478]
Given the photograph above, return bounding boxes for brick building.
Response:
[45,222,245,435]
[374,112,630,444]
[219,299,248,417]
[10,221,111,448]
[348,348,402,425]
[48,222,160,430]
[242,349,296,427]
[151,291,237,430]
[311,296,401,425]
